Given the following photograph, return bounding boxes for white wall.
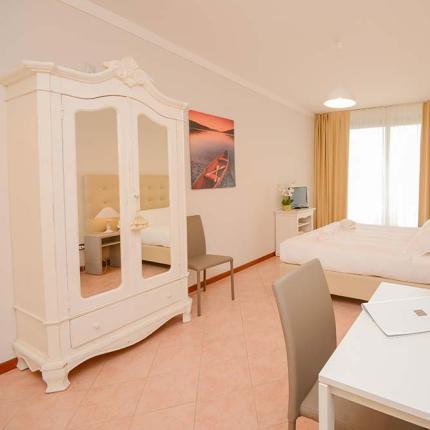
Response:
[0,0,313,361]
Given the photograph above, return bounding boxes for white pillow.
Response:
[340,219,356,230]
[406,228,430,257]
[138,207,170,228]
[318,222,339,240]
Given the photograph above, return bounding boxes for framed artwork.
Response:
[189,110,236,189]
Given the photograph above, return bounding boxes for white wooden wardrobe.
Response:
[1,58,191,392]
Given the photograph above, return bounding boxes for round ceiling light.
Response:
[323,97,356,109]
[323,88,356,109]
[324,40,356,109]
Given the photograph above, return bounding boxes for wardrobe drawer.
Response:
[70,280,185,348]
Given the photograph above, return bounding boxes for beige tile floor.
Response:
[0,257,361,430]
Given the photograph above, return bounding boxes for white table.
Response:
[319,282,430,429]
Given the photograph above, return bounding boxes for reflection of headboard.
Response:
[82,174,169,235]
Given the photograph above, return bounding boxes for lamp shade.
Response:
[95,206,119,219]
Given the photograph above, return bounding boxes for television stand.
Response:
[275,208,315,256]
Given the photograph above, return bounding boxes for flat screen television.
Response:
[292,186,308,209]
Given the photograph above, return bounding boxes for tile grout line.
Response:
[253,263,286,429]
[66,337,159,430]
[1,392,27,429]
[65,360,105,430]
[0,371,58,429]
[129,305,203,424]
[126,335,164,429]
[239,268,263,428]
[192,302,208,430]
[1,396,26,430]
[1,258,360,430]
[130,401,197,421]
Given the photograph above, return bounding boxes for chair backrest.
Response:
[272,259,336,422]
[187,215,207,258]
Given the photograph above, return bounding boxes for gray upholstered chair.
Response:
[272,259,422,430]
[187,215,234,316]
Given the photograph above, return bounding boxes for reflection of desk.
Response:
[84,231,120,275]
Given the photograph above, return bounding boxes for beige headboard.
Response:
[81,174,169,236]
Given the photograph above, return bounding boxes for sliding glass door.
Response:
[348,104,422,227]
[387,124,421,226]
[348,127,385,225]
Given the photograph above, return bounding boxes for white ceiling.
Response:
[90,0,430,113]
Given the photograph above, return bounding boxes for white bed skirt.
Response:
[280,262,430,301]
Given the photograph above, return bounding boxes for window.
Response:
[348,104,422,227]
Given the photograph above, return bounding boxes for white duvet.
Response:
[280,221,430,284]
[140,226,170,247]
[139,207,170,247]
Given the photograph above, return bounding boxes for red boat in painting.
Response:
[192,150,230,189]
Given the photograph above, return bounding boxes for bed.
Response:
[279,220,430,300]
[82,174,171,266]
[138,207,171,265]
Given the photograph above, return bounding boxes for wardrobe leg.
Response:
[42,366,70,393]
[230,260,235,300]
[16,357,29,371]
[182,297,192,323]
[196,270,202,316]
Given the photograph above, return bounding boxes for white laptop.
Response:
[363,296,430,336]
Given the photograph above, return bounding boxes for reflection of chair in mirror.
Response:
[187,215,234,316]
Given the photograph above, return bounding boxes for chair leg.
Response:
[196,270,202,316]
[230,260,235,300]
[287,420,296,430]
[203,269,207,292]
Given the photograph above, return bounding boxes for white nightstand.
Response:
[275,208,315,256]
[84,231,121,274]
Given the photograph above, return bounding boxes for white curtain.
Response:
[348,103,422,227]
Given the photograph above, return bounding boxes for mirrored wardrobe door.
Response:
[137,114,171,279]
[129,100,178,285]
[62,96,131,314]
[75,108,122,298]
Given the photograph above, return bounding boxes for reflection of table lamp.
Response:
[95,207,119,233]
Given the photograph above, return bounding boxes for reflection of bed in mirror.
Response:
[82,174,171,269]
[138,207,171,265]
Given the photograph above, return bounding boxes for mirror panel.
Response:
[76,109,122,297]
[137,114,171,279]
